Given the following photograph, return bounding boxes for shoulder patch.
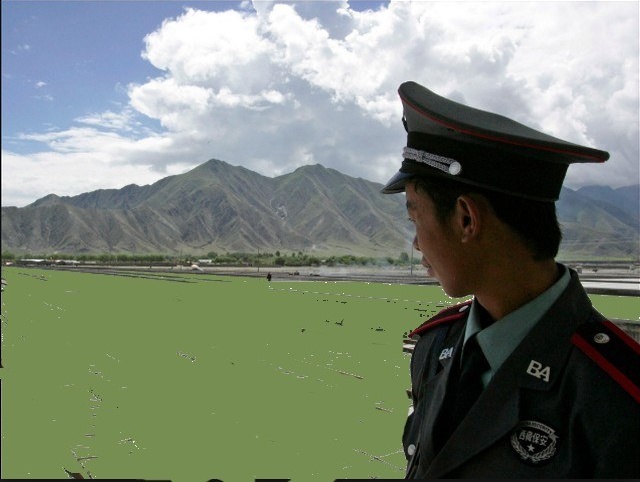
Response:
[409,299,472,338]
[571,320,640,403]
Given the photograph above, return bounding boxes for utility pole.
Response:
[257,248,260,273]
[410,244,413,276]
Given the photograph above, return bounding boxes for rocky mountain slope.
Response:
[1,160,412,257]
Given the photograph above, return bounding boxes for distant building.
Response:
[55,259,80,266]
[17,258,50,266]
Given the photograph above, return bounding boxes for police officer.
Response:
[382,81,640,478]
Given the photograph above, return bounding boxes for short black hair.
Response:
[412,176,562,261]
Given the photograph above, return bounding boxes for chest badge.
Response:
[439,347,454,360]
[510,420,558,465]
[526,359,551,382]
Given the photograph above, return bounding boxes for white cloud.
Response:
[75,109,140,132]
[141,8,273,85]
[1,149,182,208]
[33,94,53,102]
[10,44,31,55]
[2,0,638,207]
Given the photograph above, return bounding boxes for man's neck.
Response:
[475,259,560,321]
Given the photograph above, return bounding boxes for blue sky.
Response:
[3,1,387,143]
[3,1,163,138]
[2,1,638,207]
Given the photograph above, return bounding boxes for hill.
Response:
[557,185,639,260]
[1,160,412,257]
[1,159,638,260]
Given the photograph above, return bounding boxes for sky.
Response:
[2,0,638,208]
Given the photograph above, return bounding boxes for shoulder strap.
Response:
[409,299,472,338]
[571,319,640,403]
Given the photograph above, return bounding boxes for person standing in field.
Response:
[381,81,640,478]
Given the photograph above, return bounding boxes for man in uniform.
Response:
[381,81,640,478]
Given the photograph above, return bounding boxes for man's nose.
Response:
[413,235,420,252]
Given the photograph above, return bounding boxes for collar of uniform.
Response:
[465,264,571,385]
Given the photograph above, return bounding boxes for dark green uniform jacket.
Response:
[403,269,640,478]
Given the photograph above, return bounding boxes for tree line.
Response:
[1,250,418,268]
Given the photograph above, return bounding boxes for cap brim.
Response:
[381,170,413,194]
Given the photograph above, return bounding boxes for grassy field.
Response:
[1,267,638,481]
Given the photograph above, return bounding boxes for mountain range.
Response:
[1,159,638,260]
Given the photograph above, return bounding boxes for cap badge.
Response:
[510,420,558,465]
[403,147,462,176]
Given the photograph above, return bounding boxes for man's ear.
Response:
[454,194,484,242]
